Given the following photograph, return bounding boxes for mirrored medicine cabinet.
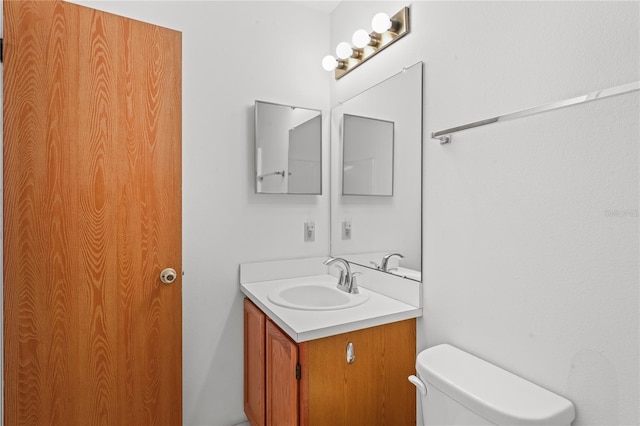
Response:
[254,101,322,194]
[330,62,423,281]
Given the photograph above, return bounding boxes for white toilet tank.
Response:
[411,344,575,425]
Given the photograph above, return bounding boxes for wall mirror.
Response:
[342,114,394,196]
[255,100,322,194]
[330,62,423,281]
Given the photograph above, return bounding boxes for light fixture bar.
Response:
[334,7,410,80]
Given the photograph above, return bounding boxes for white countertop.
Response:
[241,274,422,343]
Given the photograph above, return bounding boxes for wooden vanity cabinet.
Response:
[244,298,416,426]
[266,320,300,425]
[244,298,266,426]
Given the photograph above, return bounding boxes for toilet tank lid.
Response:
[416,344,575,426]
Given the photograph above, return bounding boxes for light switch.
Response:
[304,221,315,242]
[342,220,352,240]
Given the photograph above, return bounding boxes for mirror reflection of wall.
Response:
[331,62,423,281]
[255,101,322,194]
[342,114,394,196]
[288,115,322,194]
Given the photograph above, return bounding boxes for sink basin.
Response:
[268,283,370,311]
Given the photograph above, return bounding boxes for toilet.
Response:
[409,344,576,425]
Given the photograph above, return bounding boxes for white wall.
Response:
[330,2,639,425]
[68,2,330,424]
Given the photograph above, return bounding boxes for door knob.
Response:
[160,268,177,284]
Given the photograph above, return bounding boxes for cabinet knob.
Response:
[346,342,355,364]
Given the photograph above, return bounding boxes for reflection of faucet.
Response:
[380,253,404,272]
[323,257,359,294]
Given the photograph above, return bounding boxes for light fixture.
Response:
[352,29,377,48]
[321,6,410,80]
[371,12,393,33]
[321,55,338,71]
[322,55,347,71]
[336,42,354,60]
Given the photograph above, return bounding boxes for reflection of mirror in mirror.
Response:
[331,62,423,281]
[255,101,322,194]
[342,114,394,196]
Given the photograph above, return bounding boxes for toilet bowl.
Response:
[409,344,575,425]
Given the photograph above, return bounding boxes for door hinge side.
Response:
[295,363,301,380]
[1,38,3,63]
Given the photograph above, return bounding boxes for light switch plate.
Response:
[304,221,315,242]
[342,220,352,240]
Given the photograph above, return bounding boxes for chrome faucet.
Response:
[323,257,359,294]
[380,253,404,272]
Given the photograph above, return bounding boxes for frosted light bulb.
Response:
[352,29,371,48]
[336,42,353,60]
[371,12,392,33]
[322,55,338,71]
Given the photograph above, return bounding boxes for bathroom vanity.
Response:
[244,63,424,425]
[240,258,421,426]
[244,299,415,426]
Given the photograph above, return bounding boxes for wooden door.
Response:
[299,319,416,426]
[3,1,182,425]
[244,299,266,426]
[266,320,298,426]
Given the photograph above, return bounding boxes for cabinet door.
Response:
[244,299,266,426]
[266,320,299,426]
[299,319,416,425]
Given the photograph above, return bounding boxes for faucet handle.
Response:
[350,272,362,294]
[369,261,381,270]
